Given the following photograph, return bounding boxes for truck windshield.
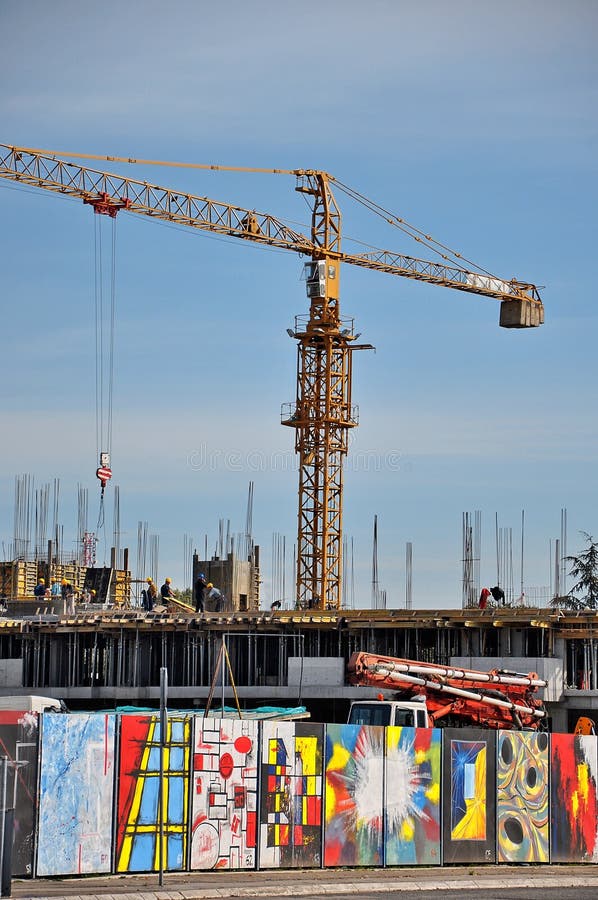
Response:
[348,703,392,727]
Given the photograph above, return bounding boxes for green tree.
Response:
[564,532,598,610]
[172,587,192,604]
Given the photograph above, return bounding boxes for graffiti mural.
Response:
[551,733,598,862]
[385,726,440,866]
[9,710,595,876]
[116,715,190,872]
[36,713,115,876]
[497,730,549,862]
[0,711,39,877]
[442,729,496,863]
[324,724,384,867]
[190,717,258,869]
[259,721,324,868]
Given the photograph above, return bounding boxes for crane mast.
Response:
[282,173,359,610]
[0,144,545,612]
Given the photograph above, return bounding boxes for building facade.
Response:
[0,605,597,732]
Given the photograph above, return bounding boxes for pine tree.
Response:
[565,532,598,609]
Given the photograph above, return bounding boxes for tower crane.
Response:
[0,144,544,611]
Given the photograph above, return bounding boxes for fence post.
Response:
[0,757,12,898]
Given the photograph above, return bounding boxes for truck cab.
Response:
[347,699,430,728]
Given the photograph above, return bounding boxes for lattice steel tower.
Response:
[282,174,368,611]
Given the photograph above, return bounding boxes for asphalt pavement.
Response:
[8,864,598,900]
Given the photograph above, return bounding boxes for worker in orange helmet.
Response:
[160,577,174,603]
[142,577,157,611]
[206,582,224,612]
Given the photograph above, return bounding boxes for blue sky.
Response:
[1,1,596,609]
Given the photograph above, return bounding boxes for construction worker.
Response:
[206,582,224,612]
[479,587,491,609]
[34,578,46,598]
[61,579,74,615]
[142,577,156,611]
[490,585,506,607]
[160,577,174,603]
[67,585,76,615]
[194,572,207,614]
[50,579,61,599]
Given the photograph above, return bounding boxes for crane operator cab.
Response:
[347,698,430,729]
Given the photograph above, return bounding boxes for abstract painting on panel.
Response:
[0,710,39,877]
[497,730,549,863]
[551,732,598,862]
[442,728,496,864]
[259,721,324,868]
[385,726,441,866]
[116,714,190,872]
[190,717,258,870]
[324,723,384,867]
[36,713,115,876]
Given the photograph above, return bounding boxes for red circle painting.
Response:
[219,752,234,779]
[234,735,252,755]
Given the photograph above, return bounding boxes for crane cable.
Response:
[93,215,117,537]
[332,179,499,279]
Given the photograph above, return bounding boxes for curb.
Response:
[16,872,598,900]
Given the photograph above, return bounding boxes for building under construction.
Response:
[0,603,596,733]
[2,473,595,732]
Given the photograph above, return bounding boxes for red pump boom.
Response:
[347,651,547,730]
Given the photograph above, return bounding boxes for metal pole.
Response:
[521,509,525,603]
[495,512,499,585]
[221,636,225,714]
[0,757,6,897]
[158,667,168,888]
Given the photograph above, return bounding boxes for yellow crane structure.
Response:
[0,144,544,611]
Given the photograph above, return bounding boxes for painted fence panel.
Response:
[385,726,441,866]
[550,732,598,862]
[116,715,190,872]
[324,724,384,867]
[259,721,324,868]
[36,713,115,876]
[0,711,39,876]
[190,717,258,870]
[497,730,549,862]
[442,729,496,864]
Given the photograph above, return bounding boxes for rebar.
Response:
[113,485,120,567]
[405,541,413,610]
[371,515,379,609]
[77,485,89,563]
[12,473,33,559]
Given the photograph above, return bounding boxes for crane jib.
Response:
[0,144,543,307]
